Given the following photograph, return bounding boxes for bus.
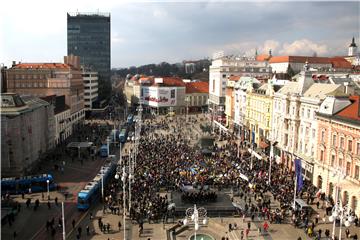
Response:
[77,160,116,210]
[1,174,56,195]
[99,144,108,158]
[119,127,129,144]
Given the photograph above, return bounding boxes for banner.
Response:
[141,86,177,107]
[294,158,303,192]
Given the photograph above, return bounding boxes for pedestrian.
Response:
[13,231,17,239]
[72,219,76,229]
[78,226,82,236]
[318,229,322,239]
[118,221,122,230]
[346,228,350,238]
[247,221,251,230]
[240,230,244,240]
[21,192,25,199]
[107,223,110,233]
[86,225,90,235]
[353,233,358,240]
[47,201,51,209]
[316,201,320,209]
[263,221,269,232]
[245,228,250,238]
[228,223,232,232]
[325,229,330,238]
[42,192,44,200]
[55,197,58,206]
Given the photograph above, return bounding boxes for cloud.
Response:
[111,33,125,44]
[279,39,328,56]
[259,40,280,55]
[153,8,168,18]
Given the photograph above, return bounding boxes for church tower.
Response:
[348,37,358,56]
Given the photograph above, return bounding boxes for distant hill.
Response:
[111,59,210,81]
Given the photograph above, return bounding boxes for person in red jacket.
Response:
[263,221,269,232]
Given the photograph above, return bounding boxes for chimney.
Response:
[12,61,16,67]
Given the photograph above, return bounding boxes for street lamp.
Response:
[106,136,110,156]
[115,165,128,240]
[329,203,354,240]
[183,205,208,240]
[329,167,347,239]
[46,179,50,200]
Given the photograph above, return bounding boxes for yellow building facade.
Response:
[245,83,274,148]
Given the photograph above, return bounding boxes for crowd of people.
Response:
[105,112,359,240]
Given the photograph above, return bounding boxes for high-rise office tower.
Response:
[67,12,111,101]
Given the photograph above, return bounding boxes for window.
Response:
[355,166,359,180]
[331,155,335,166]
[357,142,360,155]
[320,150,324,162]
[346,162,351,176]
[321,130,325,143]
[312,129,316,139]
[307,109,310,118]
[301,108,304,117]
[333,135,337,146]
[340,137,345,149]
[222,74,226,78]
[339,157,343,168]
[348,140,353,152]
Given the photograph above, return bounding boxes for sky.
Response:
[0,0,359,68]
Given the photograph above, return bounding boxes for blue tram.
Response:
[77,160,116,210]
[119,126,129,144]
[99,144,108,158]
[1,174,56,195]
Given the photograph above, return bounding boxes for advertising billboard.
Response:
[141,86,177,107]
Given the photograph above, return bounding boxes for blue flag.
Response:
[294,158,303,192]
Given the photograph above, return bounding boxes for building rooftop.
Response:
[12,63,70,70]
[185,81,209,94]
[303,83,342,100]
[336,95,360,123]
[1,93,50,117]
[269,56,331,64]
[67,12,110,18]
[329,57,353,69]
[256,54,271,62]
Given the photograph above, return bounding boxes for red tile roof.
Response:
[157,77,185,87]
[185,81,209,94]
[329,57,353,69]
[269,56,331,64]
[256,54,271,62]
[336,95,360,121]
[13,63,71,69]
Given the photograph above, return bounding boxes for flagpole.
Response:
[293,173,297,209]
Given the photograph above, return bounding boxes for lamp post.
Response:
[106,136,110,157]
[183,205,208,240]
[115,166,127,240]
[329,167,347,239]
[329,203,354,240]
[62,202,66,240]
[46,179,50,200]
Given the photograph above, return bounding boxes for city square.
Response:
[1,1,360,240]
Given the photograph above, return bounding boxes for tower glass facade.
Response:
[67,12,111,101]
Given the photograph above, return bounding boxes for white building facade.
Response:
[82,70,98,110]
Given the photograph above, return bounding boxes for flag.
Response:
[294,158,303,192]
